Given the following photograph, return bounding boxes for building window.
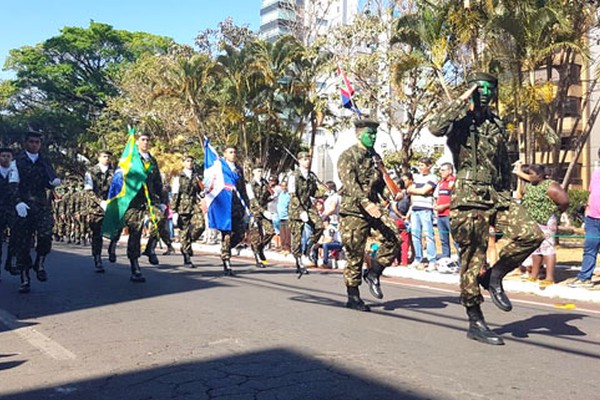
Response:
[562,96,581,118]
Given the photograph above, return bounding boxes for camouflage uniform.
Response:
[338,144,399,288]
[172,169,205,258]
[247,178,275,266]
[12,149,58,290]
[0,162,17,275]
[288,169,323,263]
[85,163,114,266]
[124,153,168,260]
[429,99,544,308]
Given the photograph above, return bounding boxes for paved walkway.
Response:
[154,239,600,305]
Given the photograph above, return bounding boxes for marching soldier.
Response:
[11,131,61,293]
[0,148,18,278]
[247,167,275,268]
[337,120,400,311]
[171,155,205,267]
[288,151,323,277]
[429,72,544,345]
[123,131,169,282]
[84,150,116,272]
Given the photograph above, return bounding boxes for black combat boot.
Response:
[33,254,48,282]
[346,286,370,312]
[162,244,175,256]
[129,258,145,283]
[93,254,105,273]
[363,261,385,299]
[223,259,234,276]
[478,266,512,312]
[108,240,117,263]
[181,249,194,267]
[5,254,18,276]
[466,305,504,345]
[143,237,159,265]
[295,256,308,279]
[19,269,31,294]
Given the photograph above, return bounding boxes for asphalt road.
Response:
[1,242,599,400]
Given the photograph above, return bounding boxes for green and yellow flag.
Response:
[102,128,148,238]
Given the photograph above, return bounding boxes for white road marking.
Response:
[0,309,76,360]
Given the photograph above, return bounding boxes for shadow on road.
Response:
[495,313,587,338]
[1,348,429,400]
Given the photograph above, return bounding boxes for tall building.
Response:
[259,0,358,43]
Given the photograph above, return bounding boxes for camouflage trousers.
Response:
[219,216,247,262]
[124,206,168,259]
[451,202,544,307]
[178,212,205,256]
[339,212,399,288]
[89,210,104,256]
[290,210,324,259]
[248,214,275,257]
[0,208,15,266]
[12,207,54,268]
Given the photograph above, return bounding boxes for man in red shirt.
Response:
[435,162,457,259]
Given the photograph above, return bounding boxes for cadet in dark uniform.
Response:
[247,167,275,268]
[84,150,116,272]
[0,148,18,278]
[288,151,323,277]
[217,146,250,276]
[429,72,544,345]
[171,154,205,267]
[337,120,400,311]
[11,131,61,293]
[123,132,168,282]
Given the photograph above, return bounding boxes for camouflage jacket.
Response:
[0,168,16,211]
[337,144,386,216]
[429,99,513,210]
[85,164,114,200]
[288,168,319,220]
[12,151,57,212]
[172,170,202,215]
[129,153,166,210]
[249,179,272,215]
[230,165,250,220]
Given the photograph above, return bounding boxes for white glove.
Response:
[49,178,61,187]
[100,200,107,211]
[300,211,309,222]
[172,213,179,227]
[16,202,30,218]
[262,210,273,220]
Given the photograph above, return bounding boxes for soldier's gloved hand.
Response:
[262,210,273,220]
[49,178,61,187]
[100,200,107,211]
[16,202,30,218]
[300,211,309,222]
[364,202,382,219]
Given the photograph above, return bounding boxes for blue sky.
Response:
[0,0,261,79]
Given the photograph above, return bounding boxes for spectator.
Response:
[407,157,438,270]
[266,175,282,249]
[434,162,458,259]
[390,175,412,266]
[515,163,570,288]
[569,148,600,288]
[315,218,343,268]
[322,181,341,228]
[277,180,291,254]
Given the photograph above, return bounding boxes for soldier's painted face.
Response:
[359,127,377,148]
[0,151,12,168]
[471,80,497,108]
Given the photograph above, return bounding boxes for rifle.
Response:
[372,155,401,198]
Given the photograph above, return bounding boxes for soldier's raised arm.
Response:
[429,84,478,137]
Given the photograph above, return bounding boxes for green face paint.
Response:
[359,127,377,148]
[474,80,496,107]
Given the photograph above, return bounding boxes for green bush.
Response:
[567,189,589,227]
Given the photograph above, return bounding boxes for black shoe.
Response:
[163,245,175,256]
[94,255,105,273]
[129,258,145,283]
[346,286,370,312]
[363,269,383,299]
[183,253,195,267]
[143,250,159,265]
[479,267,513,312]
[33,255,48,282]
[466,305,504,345]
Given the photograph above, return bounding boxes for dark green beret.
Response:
[467,72,498,86]
[354,119,380,129]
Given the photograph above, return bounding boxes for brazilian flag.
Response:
[102,128,148,238]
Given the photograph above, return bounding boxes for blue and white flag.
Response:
[203,138,239,231]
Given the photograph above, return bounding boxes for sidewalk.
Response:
[149,239,600,305]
